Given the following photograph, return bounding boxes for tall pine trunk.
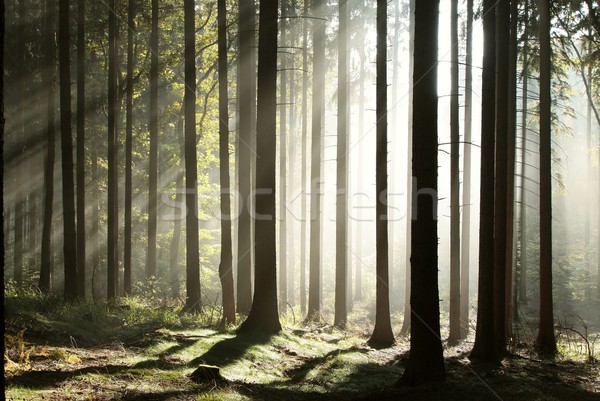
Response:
[399,0,445,384]
[299,0,309,314]
[536,0,556,357]
[237,0,282,334]
[368,0,394,348]
[148,0,159,280]
[334,0,348,329]
[59,0,78,301]
[279,0,288,312]
[218,0,236,325]
[236,0,256,315]
[76,0,86,298]
[184,0,202,313]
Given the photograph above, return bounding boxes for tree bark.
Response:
[279,0,288,313]
[218,0,236,325]
[237,0,282,334]
[76,0,86,298]
[184,0,202,313]
[399,0,445,385]
[148,0,159,280]
[300,0,309,315]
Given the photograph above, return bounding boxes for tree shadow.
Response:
[5,364,131,389]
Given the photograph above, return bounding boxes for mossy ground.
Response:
[4,290,600,401]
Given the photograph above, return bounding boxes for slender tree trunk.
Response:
[334,0,348,329]
[91,150,99,301]
[307,0,325,322]
[493,0,510,356]
[288,0,298,309]
[460,0,474,339]
[400,0,415,337]
[59,0,78,301]
[170,111,184,298]
[299,0,309,314]
[505,0,519,341]
[399,0,445,384]
[448,0,461,346]
[76,0,86,298]
[147,0,159,280]
[184,0,202,313]
[237,0,282,334]
[236,0,256,315]
[40,0,56,293]
[368,0,395,348]
[218,0,236,325]
[536,0,556,358]
[279,0,288,313]
[124,0,136,295]
[107,0,119,300]
[469,0,498,364]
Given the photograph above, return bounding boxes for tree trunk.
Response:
[307,0,325,322]
[237,0,282,334]
[469,0,498,364]
[300,0,309,314]
[59,0,79,302]
[334,0,349,329]
[536,0,556,358]
[170,111,184,298]
[279,0,288,313]
[147,0,159,280]
[400,0,415,337]
[448,0,461,346]
[40,0,56,293]
[124,0,136,296]
[184,0,202,313]
[218,0,236,325]
[76,0,86,298]
[236,0,256,315]
[399,0,445,384]
[493,0,510,356]
[460,0,474,339]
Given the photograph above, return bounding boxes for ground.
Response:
[4,293,600,401]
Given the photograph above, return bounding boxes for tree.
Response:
[76,0,86,298]
[368,0,394,348]
[398,0,445,384]
[148,0,159,280]
[279,0,288,312]
[124,0,136,295]
[334,0,349,329]
[218,0,236,325]
[448,0,461,346]
[184,0,202,313]
[299,0,309,314]
[237,0,282,335]
[470,0,498,364]
[536,0,557,357]
[107,0,119,300]
[460,0,474,339]
[236,0,256,315]
[40,0,56,293]
[307,0,325,322]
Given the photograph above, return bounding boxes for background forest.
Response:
[2,0,600,399]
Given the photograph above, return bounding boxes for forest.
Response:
[2,0,600,399]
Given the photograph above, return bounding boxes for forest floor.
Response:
[4,291,600,401]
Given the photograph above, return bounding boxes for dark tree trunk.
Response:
[398,0,445,385]
[400,0,415,337]
[14,0,25,287]
[237,0,282,335]
[460,0,474,339]
[148,0,159,280]
[279,0,288,313]
[170,111,184,298]
[76,0,86,298]
[536,0,556,358]
[218,0,236,325]
[236,0,256,315]
[368,0,394,349]
[448,0,461,346]
[40,0,56,293]
[306,0,325,322]
[493,0,510,356]
[184,0,202,313]
[334,0,348,329]
[107,0,119,300]
[59,0,79,302]
[299,0,309,314]
[469,0,498,364]
[124,0,136,295]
